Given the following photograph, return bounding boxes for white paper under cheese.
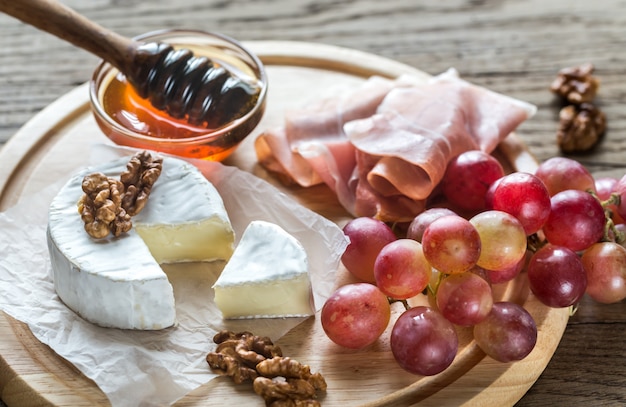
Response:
[47,155,235,330]
[213,220,313,319]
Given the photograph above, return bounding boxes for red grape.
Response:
[341,217,397,283]
[422,215,482,274]
[485,177,502,209]
[321,283,391,349]
[406,207,457,242]
[581,242,626,304]
[441,150,505,212]
[473,302,537,363]
[535,156,596,196]
[485,255,526,284]
[488,172,551,235]
[374,239,432,300]
[615,223,626,245]
[527,244,587,308]
[390,306,458,376]
[542,189,605,252]
[469,210,527,271]
[436,272,493,326]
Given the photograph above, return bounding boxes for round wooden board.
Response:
[0,41,569,407]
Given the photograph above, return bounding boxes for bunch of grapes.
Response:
[321,151,626,377]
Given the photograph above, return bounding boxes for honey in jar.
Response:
[90,31,267,161]
[103,73,214,140]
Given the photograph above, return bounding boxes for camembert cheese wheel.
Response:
[213,220,314,319]
[47,155,235,330]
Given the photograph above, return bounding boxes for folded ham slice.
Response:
[255,69,536,222]
[354,149,427,222]
[256,75,419,213]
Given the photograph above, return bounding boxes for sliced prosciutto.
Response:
[255,76,402,188]
[255,69,536,222]
[354,149,427,221]
[345,69,536,221]
[345,89,479,202]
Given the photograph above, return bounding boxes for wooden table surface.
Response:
[1,0,626,406]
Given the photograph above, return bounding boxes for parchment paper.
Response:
[0,145,348,406]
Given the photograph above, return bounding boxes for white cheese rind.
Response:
[213,220,313,319]
[47,155,235,330]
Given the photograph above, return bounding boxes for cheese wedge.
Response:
[213,220,313,319]
[47,155,235,330]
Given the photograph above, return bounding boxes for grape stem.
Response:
[601,193,625,244]
[603,215,625,244]
[603,192,621,208]
[427,272,446,298]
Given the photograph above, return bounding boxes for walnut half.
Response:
[77,173,132,239]
[120,151,163,216]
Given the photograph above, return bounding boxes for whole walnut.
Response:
[557,103,606,153]
[76,151,162,238]
[550,63,599,105]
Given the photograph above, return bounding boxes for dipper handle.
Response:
[0,0,136,74]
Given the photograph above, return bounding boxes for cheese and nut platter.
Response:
[0,41,571,406]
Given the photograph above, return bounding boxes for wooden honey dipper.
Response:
[0,0,261,127]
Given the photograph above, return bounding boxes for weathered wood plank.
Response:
[2,1,626,406]
[3,0,626,170]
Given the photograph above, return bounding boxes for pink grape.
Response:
[473,302,537,363]
[527,244,587,308]
[595,176,618,200]
[581,242,626,304]
[407,207,457,242]
[485,255,526,284]
[321,283,391,349]
[488,172,551,235]
[468,265,491,283]
[612,174,626,221]
[534,156,596,196]
[374,239,432,300]
[599,177,625,225]
[436,272,493,326]
[542,189,605,252]
[441,150,505,212]
[422,215,482,274]
[390,306,458,376]
[469,210,527,271]
[341,217,397,283]
[596,176,624,224]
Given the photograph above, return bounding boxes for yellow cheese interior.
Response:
[214,273,313,319]
[135,219,234,264]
